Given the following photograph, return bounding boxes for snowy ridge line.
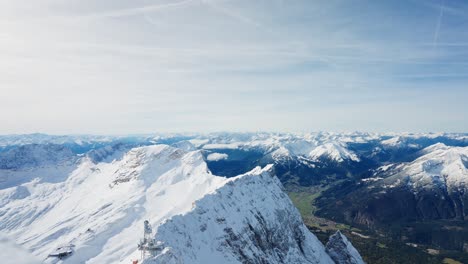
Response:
[142,165,335,264]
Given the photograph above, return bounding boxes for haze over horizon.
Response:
[1,0,468,134]
[2,131,468,137]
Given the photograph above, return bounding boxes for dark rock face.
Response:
[351,187,451,224]
[318,184,467,228]
[326,231,365,264]
[222,210,307,264]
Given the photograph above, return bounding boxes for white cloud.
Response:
[0,235,40,264]
[206,153,228,161]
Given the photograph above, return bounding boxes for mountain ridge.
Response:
[0,143,362,263]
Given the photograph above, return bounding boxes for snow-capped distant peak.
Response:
[381,136,404,147]
[383,144,468,191]
[309,143,360,162]
[270,146,292,161]
[420,142,449,154]
[381,136,421,149]
[326,231,365,264]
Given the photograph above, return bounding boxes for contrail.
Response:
[433,0,445,50]
[71,0,194,19]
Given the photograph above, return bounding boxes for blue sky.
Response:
[1,0,467,134]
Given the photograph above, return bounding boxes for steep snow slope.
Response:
[144,165,333,264]
[0,145,227,263]
[326,231,365,264]
[0,144,335,264]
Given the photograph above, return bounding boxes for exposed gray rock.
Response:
[326,231,365,264]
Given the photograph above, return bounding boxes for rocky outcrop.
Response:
[326,231,365,264]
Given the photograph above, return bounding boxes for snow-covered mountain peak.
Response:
[110,145,210,187]
[415,144,465,170]
[380,135,421,149]
[383,144,468,191]
[0,144,342,264]
[429,142,449,149]
[0,144,224,263]
[308,143,360,162]
[270,146,292,161]
[326,231,365,264]
[420,142,449,154]
[144,163,333,264]
[381,136,405,147]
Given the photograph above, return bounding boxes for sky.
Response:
[1,0,467,134]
